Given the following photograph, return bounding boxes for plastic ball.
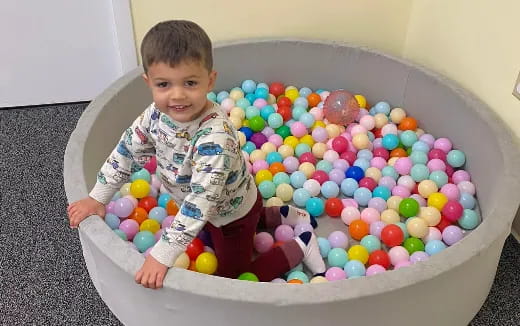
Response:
[399,198,419,218]
[195,252,218,275]
[104,213,120,229]
[348,245,369,264]
[299,162,316,178]
[360,235,382,253]
[265,197,284,207]
[238,272,259,282]
[148,206,167,224]
[403,237,425,254]
[428,192,449,211]
[275,183,294,202]
[349,219,369,241]
[447,149,466,167]
[166,200,179,216]
[303,179,321,197]
[186,238,205,260]
[326,267,347,281]
[274,224,294,242]
[442,200,464,222]
[255,169,273,185]
[173,252,190,269]
[353,187,372,206]
[325,198,343,217]
[340,178,359,196]
[321,181,340,198]
[306,197,325,217]
[425,239,447,255]
[381,224,404,247]
[258,180,276,199]
[322,90,360,125]
[119,219,140,240]
[406,217,429,238]
[133,230,156,253]
[442,225,464,245]
[419,206,442,226]
[248,116,265,132]
[140,218,160,234]
[114,197,135,218]
[458,209,480,230]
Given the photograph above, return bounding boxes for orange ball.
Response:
[269,162,286,175]
[166,200,179,216]
[307,93,321,108]
[188,260,197,271]
[287,279,303,284]
[390,148,408,158]
[129,207,148,225]
[349,219,369,241]
[398,117,418,131]
[273,241,284,248]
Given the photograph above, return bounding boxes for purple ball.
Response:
[283,156,300,173]
[261,127,275,137]
[161,215,175,229]
[250,132,268,148]
[274,225,295,243]
[366,264,386,276]
[370,221,386,238]
[379,176,397,189]
[332,159,349,172]
[106,201,116,214]
[113,198,134,218]
[325,267,347,281]
[328,231,349,249]
[368,197,387,213]
[410,251,429,264]
[442,225,464,245]
[119,219,139,240]
[198,229,214,247]
[294,223,314,236]
[328,168,346,185]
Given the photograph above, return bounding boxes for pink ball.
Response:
[359,177,377,191]
[123,195,138,209]
[262,127,275,138]
[370,157,387,170]
[373,147,390,160]
[326,138,334,150]
[428,149,447,162]
[379,176,397,189]
[332,136,349,153]
[427,158,446,172]
[161,215,175,229]
[341,131,352,141]
[341,151,357,165]
[254,232,274,253]
[325,267,347,281]
[341,206,360,225]
[442,200,464,222]
[274,225,294,243]
[155,229,162,241]
[268,134,283,147]
[309,107,324,121]
[350,125,367,136]
[359,115,376,130]
[366,264,386,276]
[419,134,436,147]
[397,175,416,190]
[423,227,442,242]
[452,170,471,184]
[311,127,329,143]
[328,231,349,249]
[332,159,350,172]
[369,221,386,238]
[106,201,116,214]
[442,225,464,245]
[361,207,381,224]
[119,219,139,240]
[143,156,157,174]
[392,185,411,198]
[381,123,398,136]
[283,156,300,173]
[394,260,412,269]
[440,183,460,201]
[323,150,340,162]
[388,246,410,266]
[394,157,413,175]
[312,170,329,185]
[342,198,359,209]
[457,181,476,195]
[410,194,427,207]
[252,160,269,174]
[368,197,387,213]
[220,98,235,112]
[253,98,268,108]
[299,152,317,165]
[294,223,314,236]
[290,121,308,138]
[434,138,452,153]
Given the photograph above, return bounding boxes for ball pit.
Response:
[64,40,520,326]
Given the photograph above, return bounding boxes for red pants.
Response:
[204,191,297,281]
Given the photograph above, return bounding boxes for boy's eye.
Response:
[156,82,168,88]
[185,80,198,87]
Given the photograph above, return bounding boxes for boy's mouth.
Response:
[168,105,191,111]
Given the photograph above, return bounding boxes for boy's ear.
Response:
[142,73,150,86]
[208,70,217,90]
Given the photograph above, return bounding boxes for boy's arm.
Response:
[89,105,157,205]
[150,132,238,267]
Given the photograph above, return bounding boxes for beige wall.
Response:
[130,0,413,58]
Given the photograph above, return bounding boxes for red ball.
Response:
[325,198,343,217]
[311,170,329,185]
[269,82,285,98]
[435,216,452,232]
[277,96,292,108]
[368,250,391,269]
[358,177,377,191]
[186,238,205,260]
[138,196,158,213]
[373,128,383,139]
[277,105,292,122]
[445,165,455,177]
[299,152,317,165]
[340,151,357,165]
[442,200,464,222]
[428,148,447,162]
[380,224,404,247]
[373,147,390,161]
[331,136,349,154]
[412,182,420,195]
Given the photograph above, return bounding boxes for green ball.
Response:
[447,149,466,168]
[272,172,290,186]
[429,170,449,188]
[410,164,430,182]
[400,130,418,147]
[113,229,127,241]
[395,222,409,239]
[399,198,419,218]
[410,151,428,165]
[403,237,425,254]
[248,116,265,132]
[238,272,259,282]
[258,180,276,198]
[133,231,156,253]
[275,125,291,139]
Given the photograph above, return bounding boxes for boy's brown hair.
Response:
[140,20,213,73]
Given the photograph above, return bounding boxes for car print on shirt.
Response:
[222,121,234,136]
[206,192,222,202]
[151,109,160,120]
[197,142,223,156]
[116,141,133,159]
[161,114,177,130]
[165,164,179,174]
[191,183,205,194]
[198,112,218,127]
[175,130,191,140]
[180,185,192,193]
[196,163,213,173]
[226,171,239,185]
[210,171,225,186]
[190,127,212,145]
[176,174,192,184]
[230,196,243,209]
[107,157,119,169]
[181,201,203,220]
[172,153,186,165]
[97,171,107,184]
[134,126,148,144]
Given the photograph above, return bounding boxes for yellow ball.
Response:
[325,124,341,138]
[130,179,151,199]
[284,136,300,149]
[229,116,243,129]
[312,143,328,159]
[418,180,438,198]
[120,182,132,196]
[381,209,400,224]
[352,133,370,150]
[229,89,244,101]
[255,169,273,185]
[278,144,294,158]
[299,135,315,147]
[387,196,403,211]
[389,107,406,124]
[285,88,300,102]
[230,107,245,120]
[249,150,266,163]
[387,157,399,166]
[261,142,277,154]
[285,85,298,92]
[276,184,294,202]
[173,252,190,269]
[265,197,284,207]
[374,113,389,128]
[406,217,429,238]
[365,167,382,182]
[310,276,328,283]
[312,120,326,129]
[140,218,160,233]
[428,192,448,211]
[416,128,425,138]
[354,94,367,108]
[195,252,218,275]
[298,162,316,178]
[267,94,277,105]
[237,131,246,147]
[419,206,442,226]
[242,120,250,127]
[348,245,369,264]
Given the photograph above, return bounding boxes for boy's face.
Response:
[143,60,216,123]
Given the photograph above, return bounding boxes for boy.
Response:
[67,20,325,288]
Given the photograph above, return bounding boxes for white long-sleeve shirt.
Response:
[90,102,257,267]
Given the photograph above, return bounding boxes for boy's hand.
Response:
[67,197,106,228]
[135,254,169,289]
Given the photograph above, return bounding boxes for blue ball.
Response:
[292,106,307,120]
[290,171,307,189]
[344,260,366,278]
[258,181,276,198]
[133,231,156,253]
[131,168,151,183]
[425,239,447,255]
[409,151,428,165]
[295,143,311,157]
[236,98,251,109]
[345,166,365,182]
[369,107,377,115]
[353,158,370,171]
[158,193,172,208]
[447,150,466,168]
[321,181,340,198]
[353,187,372,206]
[299,87,313,98]
[381,166,399,180]
[328,248,349,267]
[216,91,230,103]
[318,237,331,258]
[149,206,167,223]
[316,160,333,173]
[285,119,296,128]
[410,164,430,182]
[293,188,311,207]
[360,235,381,253]
[459,192,476,209]
[241,141,257,154]
[306,197,325,217]
[458,209,480,230]
[267,113,284,129]
[286,270,309,283]
[260,105,276,120]
[272,172,291,186]
[382,134,399,150]
[245,93,257,104]
[207,92,217,102]
[400,130,418,147]
[241,79,257,94]
[239,127,254,140]
[341,178,359,196]
[266,152,283,165]
[372,185,391,200]
[299,113,315,128]
[105,213,120,229]
[245,106,260,119]
[429,170,449,187]
[294,97,309,109]
[374,101,391,115]
[254,87,269,100]
[412,140,430,153]
[357,149,374,161]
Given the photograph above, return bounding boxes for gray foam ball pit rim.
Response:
[64,39,520,323]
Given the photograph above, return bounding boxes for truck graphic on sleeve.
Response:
[181,201,203,220]
[197,142,223,156]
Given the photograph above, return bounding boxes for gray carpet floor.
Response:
[0,103,519,326]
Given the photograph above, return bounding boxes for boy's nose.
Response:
[170,87,186,100]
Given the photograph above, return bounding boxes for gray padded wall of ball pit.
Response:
[64,39,520,326]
